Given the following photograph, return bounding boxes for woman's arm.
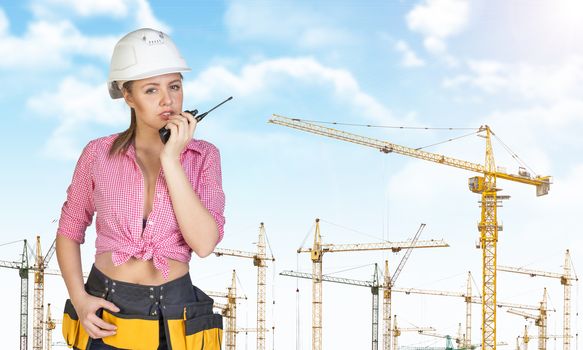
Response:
[161,112,222,257]
[161,156,219,257]
[56,234,119,338]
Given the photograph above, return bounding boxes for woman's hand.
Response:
[72,291,120,339]
[160,111,197,162]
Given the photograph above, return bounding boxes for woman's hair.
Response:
[109,81,136,157]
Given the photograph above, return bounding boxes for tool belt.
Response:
[62,265,223,350]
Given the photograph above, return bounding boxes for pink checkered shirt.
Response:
[57,134,225,279]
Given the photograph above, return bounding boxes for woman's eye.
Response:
[145,88,156,94]
[171,84,181,91]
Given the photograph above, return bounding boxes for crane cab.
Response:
[468,176,485,193]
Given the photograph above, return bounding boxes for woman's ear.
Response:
[122,89,136,109]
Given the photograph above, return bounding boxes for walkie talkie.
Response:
[159,96,233,144]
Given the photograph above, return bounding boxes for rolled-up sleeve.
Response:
[56,140,97,244]
[198,145,226,244]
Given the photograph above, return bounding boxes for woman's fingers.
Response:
[100,299,120,313]
[183,111,197,134]
[82,314,116,339]
[165,114,193,142]
[90,313,117,331]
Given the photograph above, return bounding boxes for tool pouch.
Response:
[100,310,160,349]
[62,299,90,350]
[166,295,223,350]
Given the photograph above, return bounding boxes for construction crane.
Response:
[294,219,448,350]
[419,331,461,350]
[507,289,549,350]
[205,270,248,350]
[419,329,508,350]
[282,268,541,350]
[391,271,474,349]
[33,236,55,350]
[0,239,29,350]
[1,236,57,350]
[268,115,551,350]
[213,222,275,350]
[385,224,427,350]
[499,250,578,350]
[517,325,569,350]
[392,315,435,350]
[281,264,383,349]
[391,272,545,349]
[45,303,61,350]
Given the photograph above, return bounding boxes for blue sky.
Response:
[0,0,582,349]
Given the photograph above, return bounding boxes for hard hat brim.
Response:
[108,67,191,99]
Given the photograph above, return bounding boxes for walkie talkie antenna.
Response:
[159,96,233,144]
[193,96,233,122]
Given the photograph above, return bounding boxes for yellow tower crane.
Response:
[268,115,551,350]
[283,265,541,350]
[498,250,578,350]
[507,288,549,350]
[206,270,248,350]
[391,271,475,349]
[291,219,448,350]
[392,315,435,350]
[45,303,59,350]
[213,222,275,350]
[384,223,428,350]
[517,325,570,350]
[391,279,543,348]
[0,236,57,350]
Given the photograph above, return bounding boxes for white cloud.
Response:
[0,19,117,69]
[184,57,398,125]
[224,1,354,49]
[406,0,469,60]
[133,0,170,33]
[0,0,170,70]
[395,40,425,68]
[32,0,129,17]
[30,0,169,32]
[0,8,8,35]
[444,56,583,104]
[27,75,128,159]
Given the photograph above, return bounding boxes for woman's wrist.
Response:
[160,153,182,168]
[71,289,89,306]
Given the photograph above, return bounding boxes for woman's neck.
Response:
[134,127,164,155]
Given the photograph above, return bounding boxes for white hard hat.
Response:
[107,28,191,99]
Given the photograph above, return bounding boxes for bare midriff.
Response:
[94,252,189,285]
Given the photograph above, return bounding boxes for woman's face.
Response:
[123,72,184,131]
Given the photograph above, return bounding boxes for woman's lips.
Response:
[159,111,174,120]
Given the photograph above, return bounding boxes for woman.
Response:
[56,28,225,350]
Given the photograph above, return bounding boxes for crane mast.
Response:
[499,249,577,350]
[311,219,323,350]
[214,223,274,350]
[384,261,392,350]
[269,114,551,350]
[206,271,241,349]
[385,223,426,350]
[20,240,29,350]
[507,288,549,350]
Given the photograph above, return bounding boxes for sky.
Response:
[0,0,582,349]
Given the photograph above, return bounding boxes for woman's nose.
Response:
[159,88,173,106]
